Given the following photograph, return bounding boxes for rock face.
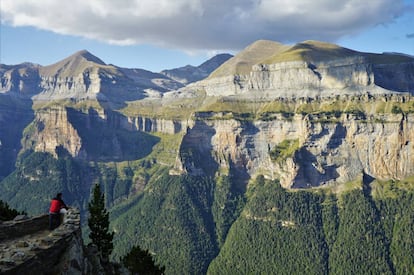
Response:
[121,115,191,134]
[21,105,190,159]
[22,95,414,188]
[176,110,414,188]
[0,209,86,274]
[195,57,414,98]
[0,63,42,96]
[0,209,125,274]
[23,106,84,158]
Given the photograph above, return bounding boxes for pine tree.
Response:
[88,183,114,260]
[122,245,165,275]
[0,200,24,221]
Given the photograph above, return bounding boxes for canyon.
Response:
[1,39,414,274]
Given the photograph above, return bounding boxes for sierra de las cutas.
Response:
[0,39,414,274]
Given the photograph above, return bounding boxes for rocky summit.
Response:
[1,40,414,274]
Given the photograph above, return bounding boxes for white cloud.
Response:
[1,0,408,51]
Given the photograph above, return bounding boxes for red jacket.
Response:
[49,198,67,213]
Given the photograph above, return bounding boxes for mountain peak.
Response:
[160,54,232,84]
[198,54,233,72]
[209,40,289,78]
[41,50,108,77]
[70,50,106,65]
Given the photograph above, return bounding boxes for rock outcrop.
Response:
[0,209,85,274]
[0,209,127,274]
[23,106,84,158]
[121,115,191,134]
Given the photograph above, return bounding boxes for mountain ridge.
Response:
[160,53,233,84]
[39,49,110,77]
[209,40,290,78]
[0,50,232,102]
[2,40,413,81]
[210,40,414,79]
[191,40,414,98]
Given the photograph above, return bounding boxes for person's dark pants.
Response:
[49,212,60,230]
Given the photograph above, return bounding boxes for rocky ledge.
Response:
[0,209,84,274]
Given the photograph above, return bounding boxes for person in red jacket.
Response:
[49,192,68,230]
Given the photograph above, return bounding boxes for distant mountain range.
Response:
[161,53,233,84]
[0,50,232,102]
[1,40,414,104]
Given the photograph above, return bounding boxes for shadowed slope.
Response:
[264,40,360,63]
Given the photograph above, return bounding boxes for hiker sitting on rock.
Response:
[49,192,68,230]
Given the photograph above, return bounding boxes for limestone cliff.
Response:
[174,103,414,188]
[193,57,414,99]
[20,94,414,189]
[121,115,191,134]
[21,105,191,159]
[23,106,84,158]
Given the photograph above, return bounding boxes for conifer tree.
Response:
[0,200,24,221]
[122,245,165,275]
[88,183,114,259]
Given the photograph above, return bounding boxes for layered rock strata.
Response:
[194,57,414,99]
[175,111,414,188]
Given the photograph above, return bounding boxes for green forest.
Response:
[0,151,413,274]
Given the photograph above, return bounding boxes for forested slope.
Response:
[1,153,413,275]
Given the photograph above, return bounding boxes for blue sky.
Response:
[1,0,413,72]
